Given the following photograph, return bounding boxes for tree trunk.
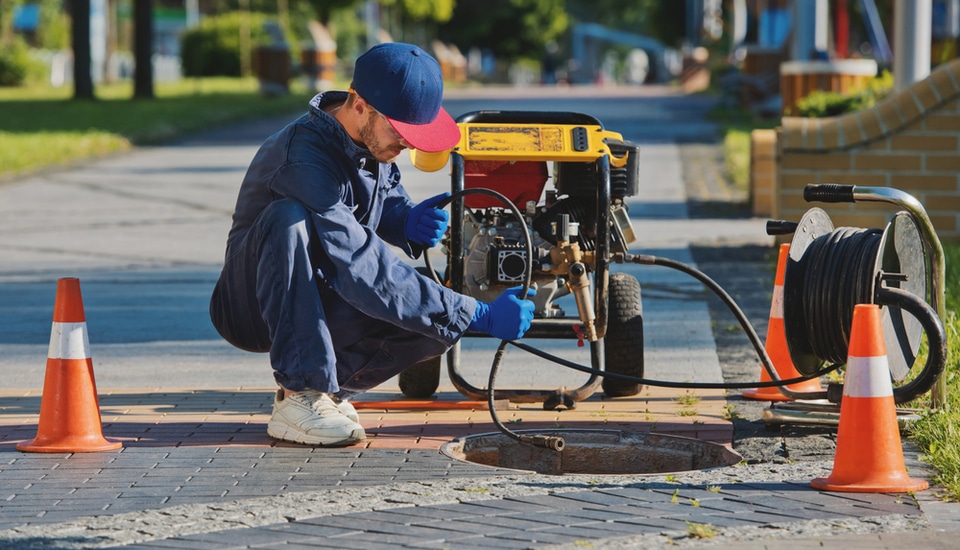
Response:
[72,0,94,99]
[134,0,154,99]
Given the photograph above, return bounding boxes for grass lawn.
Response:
[0,78,315,180]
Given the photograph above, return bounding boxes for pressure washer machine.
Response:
[400,110,645,408]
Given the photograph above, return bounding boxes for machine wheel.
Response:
[602,272,644,397]
[398,265,444,399]
[399,355,442,399]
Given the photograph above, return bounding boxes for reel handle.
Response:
[766,220,799,236]
[804,183,855,203]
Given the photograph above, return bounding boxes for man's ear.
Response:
[351,95,369,117]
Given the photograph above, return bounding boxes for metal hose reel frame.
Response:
[782,193,945,405]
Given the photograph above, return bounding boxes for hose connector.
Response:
[520,434,565,451]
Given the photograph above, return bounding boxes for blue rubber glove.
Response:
[405,192,450,247]
[469,287,537,341]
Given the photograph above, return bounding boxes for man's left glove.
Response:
[405,192,450,248]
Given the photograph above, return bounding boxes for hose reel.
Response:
[775,186,948,405]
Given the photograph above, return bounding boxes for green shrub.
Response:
[180,12,281,78]
[0,39,33,86]
[791,71,894,118]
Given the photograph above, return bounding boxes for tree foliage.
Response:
[380,0,456,22]
[441,0,568,61]
[566,0,686,47]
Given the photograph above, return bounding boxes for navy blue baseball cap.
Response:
[352,42,461,153]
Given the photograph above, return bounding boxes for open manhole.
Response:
[441,430,742,476]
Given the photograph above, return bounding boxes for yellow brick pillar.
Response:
[750,129,778,217]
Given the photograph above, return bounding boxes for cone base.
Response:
[811,475,928,493]
[17,436,122,453]
[741,388,793,401]
[742,378,824,401]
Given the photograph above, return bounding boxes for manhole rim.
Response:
[440,428,743,476]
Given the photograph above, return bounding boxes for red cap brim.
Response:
[387,107,461,153]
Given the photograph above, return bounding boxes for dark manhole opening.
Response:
[441,430,742,476]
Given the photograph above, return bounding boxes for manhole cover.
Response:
[441,430,742,476]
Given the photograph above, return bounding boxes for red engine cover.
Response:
[462,160,549,209]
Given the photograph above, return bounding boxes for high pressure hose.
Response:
[422,189,944,450]
[426,188,564,451]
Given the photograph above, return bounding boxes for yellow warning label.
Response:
[466,127,565,153]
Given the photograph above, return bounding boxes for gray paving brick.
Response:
[694,512,773,527]
[353,519,467,541]
[504,493,603,510]
[221,487,290,497]
[326,530,436,547]
[141,468,202,478]
[412,502,504,520]
[168,488,229,498]
[103,498,171,511]
[117,487,180,497]
[417,514,529,537]
[380,504,476,521]
[447,499,550,516]
[443,533,545,549]
[2,495,64,505]
[198,526,320,547]
[536,522,646,541]
[601,485,686,503]
[605,515,693,531]
[63,487,124,497]
[126,537,242,549]
[514,510,602,527]
[722,494,809,510]
[484,529,589,546]
[622,499,699,516]
[638,486,726,502]
[551,508,640,521]
[551,489,650,508]
[851,501,923,514]
[259,520,363,538]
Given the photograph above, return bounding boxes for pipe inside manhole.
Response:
[441,430,742,476]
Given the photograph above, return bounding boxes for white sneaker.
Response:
[334,397,360,424]
[267,389,365,446]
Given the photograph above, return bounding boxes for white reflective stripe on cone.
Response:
[769,285,784,320]
[48,321,91,360]
[842,355,893,398]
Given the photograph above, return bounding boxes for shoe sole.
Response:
[267,421,366,447]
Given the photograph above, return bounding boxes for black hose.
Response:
[426,189,943,447]
[800,227,882,364]
[877,286,948,404]
[427,188,566,450]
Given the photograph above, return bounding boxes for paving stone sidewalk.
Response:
[1,87,957,549]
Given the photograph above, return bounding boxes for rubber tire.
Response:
[398,355,442,399]
[398,266,445,399]
[602,272,645,397]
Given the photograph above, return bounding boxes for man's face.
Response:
[358,104,409,164]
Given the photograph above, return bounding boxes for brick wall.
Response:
[771,57,960,241]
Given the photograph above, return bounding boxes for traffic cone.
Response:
[743,243,823,401]
[17,278,122,453]
[811,304,928,493]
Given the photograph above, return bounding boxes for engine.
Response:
[460,206,569,317]
[450,139,642,333]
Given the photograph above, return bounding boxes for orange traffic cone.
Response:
[811,304,928,493]
[743,243,823,401]
[17,278,122,453]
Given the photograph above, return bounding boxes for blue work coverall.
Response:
[209,91,477,398]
